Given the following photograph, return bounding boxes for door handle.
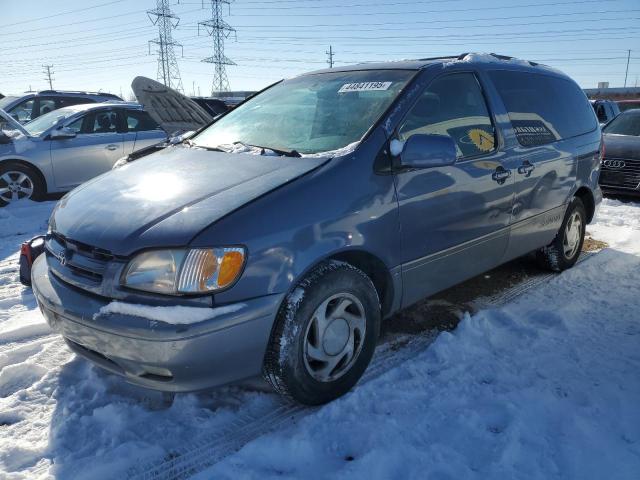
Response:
[105,144,118,151]
[491,166,512,184]
[517,161,535,177]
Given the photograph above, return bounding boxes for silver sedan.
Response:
[0,102,166,205]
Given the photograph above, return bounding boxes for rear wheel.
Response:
[0,163,44,206]
[536,197,586,272]
[263,261,381,405]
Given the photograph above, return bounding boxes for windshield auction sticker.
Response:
[338,82,392,93]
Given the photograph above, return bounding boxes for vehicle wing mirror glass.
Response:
[50,127,77,140]
[395,134,457,169]
[0,131,12,145]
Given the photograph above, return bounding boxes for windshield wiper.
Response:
[184,139,226,152]
[232,141,301,158]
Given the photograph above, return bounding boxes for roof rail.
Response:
[37,89,122,98]
[417,55,460,61]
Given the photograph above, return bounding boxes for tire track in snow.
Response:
[126,251,601,480]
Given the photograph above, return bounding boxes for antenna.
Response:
[148,0,184,93]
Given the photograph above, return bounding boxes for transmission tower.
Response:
[148,0,184,93]
[199,0,236,94]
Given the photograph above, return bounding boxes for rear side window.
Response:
[489,70,597,147]
[125,110,160,132]
[398,72,496,158]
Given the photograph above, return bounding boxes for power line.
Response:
[0,0,126,28]
[148,0,184,92]
[199,0,236,93]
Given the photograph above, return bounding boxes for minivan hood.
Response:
[51,146,328,255]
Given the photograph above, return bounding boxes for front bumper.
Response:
[31,255,282,392]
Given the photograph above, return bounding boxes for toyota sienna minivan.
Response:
[32,53,602,405]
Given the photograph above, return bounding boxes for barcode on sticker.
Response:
[338,82,392,93]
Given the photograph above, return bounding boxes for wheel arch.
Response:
[0,158,48,193]
[574,186,595,223]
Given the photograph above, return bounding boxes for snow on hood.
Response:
[131,76,213,136]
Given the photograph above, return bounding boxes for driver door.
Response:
[50,108,124,189]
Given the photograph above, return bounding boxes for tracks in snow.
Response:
[125,250,600,480]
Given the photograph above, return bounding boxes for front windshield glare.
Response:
[603,113,640,136]
[22,107,79,136]
[0,96,18,110]
[193,70,414,155]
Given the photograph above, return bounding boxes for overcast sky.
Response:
[2,0,639,97]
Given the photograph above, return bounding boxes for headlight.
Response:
[122,247,246,294]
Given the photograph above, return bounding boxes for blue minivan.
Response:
[32,53,602,404]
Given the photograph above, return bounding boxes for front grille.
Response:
[45,233,114,289]
[600,157,640,190]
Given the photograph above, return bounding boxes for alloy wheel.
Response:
[0,171,34,203]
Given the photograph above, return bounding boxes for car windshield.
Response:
[192,70,415,155]
[22,106,84,136]
[603,112,640,136]
[0,96,18,109]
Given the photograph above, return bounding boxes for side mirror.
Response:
[50,127,77,140]
[395,134,457,169]
[0,131,12,145]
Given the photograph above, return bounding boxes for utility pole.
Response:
[43,65,54,89]
[199,0,236,95]
[326,45,334,68]
[148,0,184,93]
[624,49,631,88]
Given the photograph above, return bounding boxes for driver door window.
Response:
[398,72,496,158]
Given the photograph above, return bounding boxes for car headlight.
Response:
[122,247,246,294]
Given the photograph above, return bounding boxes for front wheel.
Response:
[536,197,586,272]
[263,261,381,405]
[0,163,45,206]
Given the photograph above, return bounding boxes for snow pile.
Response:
[202,213,640,479]
[0,198,639,480]
[96,301,245,325]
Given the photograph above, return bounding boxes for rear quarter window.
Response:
[489,70,597,147]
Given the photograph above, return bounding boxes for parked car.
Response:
[598,109,640,196]
[0,90,123,124]
[0,102,166,205]
[190,97,230,117]
[32,53,601,405]
[617,99,640,112]
[590,99,620,126]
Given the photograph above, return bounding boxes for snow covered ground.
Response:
[0,198,639,480]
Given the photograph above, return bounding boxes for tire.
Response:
[263,260,381,405]
[536,197,586,272]
[0,162,45,207]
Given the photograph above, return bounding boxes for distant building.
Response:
[583,87,640,100]
[210,90,256,106]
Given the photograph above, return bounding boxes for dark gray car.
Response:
[31,53,602,404]
[599,109,640,196]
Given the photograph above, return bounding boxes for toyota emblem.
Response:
[603,159,626,169]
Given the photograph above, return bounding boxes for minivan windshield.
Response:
[603,111,640,136]
[193,70,415,155]
[22,106,84,136]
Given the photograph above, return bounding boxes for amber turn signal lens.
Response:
[218,250,245,287]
